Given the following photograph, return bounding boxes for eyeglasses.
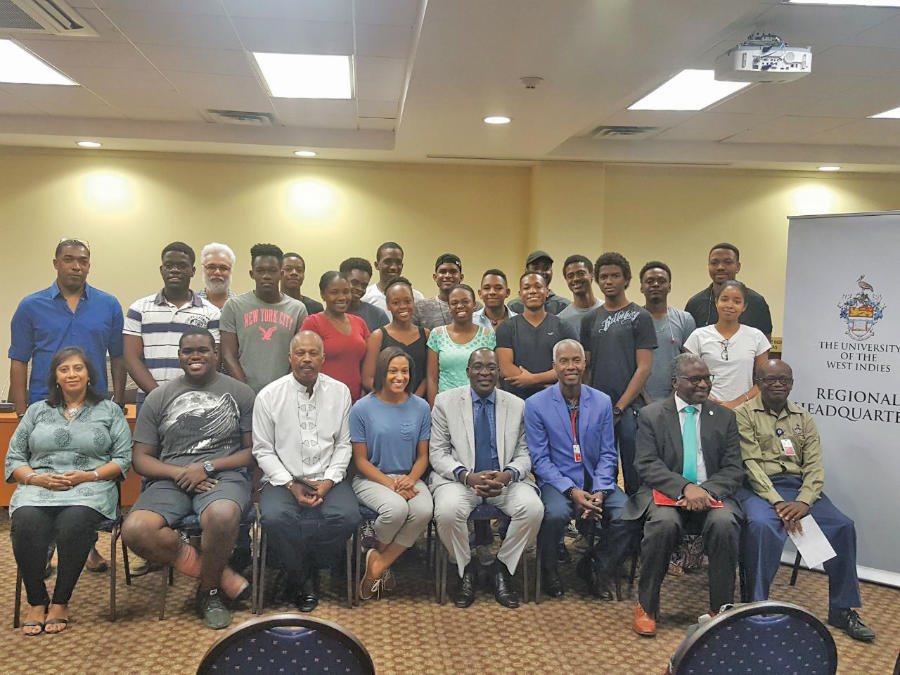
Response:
[676,374,715,385]
[469,364,499,373]
[757,376,793,385]
[204,263,231,273]
[719,339,730,362]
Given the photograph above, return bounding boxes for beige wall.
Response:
[4,147,900,392]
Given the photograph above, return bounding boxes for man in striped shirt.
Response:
[124,242,221,404]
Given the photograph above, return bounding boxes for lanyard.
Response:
[570,408,582,463]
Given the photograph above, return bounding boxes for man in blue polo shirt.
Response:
[9,238,125,415]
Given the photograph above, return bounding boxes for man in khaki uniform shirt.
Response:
[736,359,875,642]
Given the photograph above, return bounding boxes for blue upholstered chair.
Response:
[196,613,375,674]
[666,600,838,675]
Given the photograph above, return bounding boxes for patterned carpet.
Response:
[1,515,898,675]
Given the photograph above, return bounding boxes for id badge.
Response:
[780,438,796,456]
[573,444,582,463]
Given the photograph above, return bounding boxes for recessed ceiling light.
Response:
[869,106,900,119]
[293,150,317,157]
[252,53,352,99]
[787,1,900,6]
[628,69,751,111]
[0,39,77,86]
[818,165,841,171]
[483,115,512,125]
[76,140,102,148]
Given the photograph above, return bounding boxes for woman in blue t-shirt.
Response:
[351,346,433,600]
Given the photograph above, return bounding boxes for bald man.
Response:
[736,359,875,642]
[252,331,361,613]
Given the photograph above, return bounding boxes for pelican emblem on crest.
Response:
[838,274,885,341]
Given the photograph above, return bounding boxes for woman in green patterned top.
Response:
[6,347,132,635]
[426,284,496,406]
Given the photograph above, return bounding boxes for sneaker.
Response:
[197,589,232,630]
[828,608,876,642]
[129,554,150,577]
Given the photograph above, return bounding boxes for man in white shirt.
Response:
[623,354,744,637]
[360,241,424,316]
[253,331,361,612]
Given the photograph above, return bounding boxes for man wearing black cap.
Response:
[414,253,468,329]
[508,250,571,316]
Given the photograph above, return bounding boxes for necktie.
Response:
[682,405,698,483]
[474,399,497,472]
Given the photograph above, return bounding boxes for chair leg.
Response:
[122,539,132,586]
[257,532,267,613]
[439,545,448,605]
[345,536,353,609]
[534,544,542,604]
[427,521,435,571]
[158,567,169,620]
[522,552,530,604]
[109,526,118,621]
[249,520,259,614]
[789,549,803,586]
[14,567,22,629]
[354,526,363,606]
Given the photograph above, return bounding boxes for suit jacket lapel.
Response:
[699,403,715,473]
[663,398,684,470]
[461,386,476,467]
[495,392,508,467]
[577,388,591,445]
[550,385,573,443]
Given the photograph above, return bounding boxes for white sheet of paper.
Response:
[788,515,837,569]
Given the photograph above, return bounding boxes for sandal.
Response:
[44,618,69,635]
[22,605,47,636]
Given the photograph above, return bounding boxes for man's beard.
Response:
[204,274,230,294]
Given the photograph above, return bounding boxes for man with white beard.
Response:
[198,243,237,310]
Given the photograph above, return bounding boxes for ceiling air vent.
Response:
[591,125,660,140]
[0,0,98,36]
[206,109,275,127]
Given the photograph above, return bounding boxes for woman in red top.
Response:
[301,271,370,401]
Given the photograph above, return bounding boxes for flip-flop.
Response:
[21,620,45,636]
[44,618,69,634]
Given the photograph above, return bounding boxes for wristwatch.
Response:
[202,461,216,477]
[612,406,623,417]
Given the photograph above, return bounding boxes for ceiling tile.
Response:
[10,85,125,118]
[102,10,241,49]
[804,118,900,146]
[358,99,399,118]
[91,0,225,15]
[222,0,351,22]
[359,117,396,130]
[355,0,419,26]
[138,46,254,77]
[850,12,900,48]
[69,67,182,107]
[271,99,358,128]
[749,4,890,47]
[0,89,45,115]
[117,105,205,122]
[231,17,353,54]
[17,40,149,71]
[355,57,407,101]
[811,45,900,76]
[356,23,415,59]
[162,71,272,111]
[711,84,813,115]
[656,112,756,142]
[723,114,850,144]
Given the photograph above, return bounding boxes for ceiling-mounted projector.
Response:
[715,33,811,83]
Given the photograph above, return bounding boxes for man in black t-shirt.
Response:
[579,253,657,495]
[496,273,578,399]
[683,242,772,339]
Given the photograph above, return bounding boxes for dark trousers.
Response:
[739,476,861,609]
[10,505,104,606]
[259,481,361,581]
[538,485,631,572]
[617,407,639,496]
[638,501,740,615]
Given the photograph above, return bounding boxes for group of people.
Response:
[4,237,874,644]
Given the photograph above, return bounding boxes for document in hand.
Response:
[788,515,837,569]
[652,489,723,508]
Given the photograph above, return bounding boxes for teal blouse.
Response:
[426,325,496,393]
[4,399,132,520]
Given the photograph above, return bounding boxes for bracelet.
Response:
[93,470,100,481]
[462,471,470,487]
[285,479,295,491]
[24,472,37,485]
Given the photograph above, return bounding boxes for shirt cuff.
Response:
[796,488,819,507]
[453,466,467,482]
[503,467,519,482]
[323,468,345,485]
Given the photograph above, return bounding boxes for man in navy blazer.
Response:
[524,339,632,599]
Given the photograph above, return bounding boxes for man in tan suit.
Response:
[429,348,542,609]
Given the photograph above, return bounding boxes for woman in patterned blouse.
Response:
[6,347,132,635]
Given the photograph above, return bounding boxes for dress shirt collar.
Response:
[153,289,203,307]
[291,372,323,397]
[747,393,805,418]
[50,280,90,300]
[470,387,497,406]
[674,393,702,415]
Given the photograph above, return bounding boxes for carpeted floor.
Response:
[1,516,898,674]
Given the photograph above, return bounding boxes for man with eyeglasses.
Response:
[430,348,542,609]
[198,242,237,310]
[735,359,875,642]
[624,353,743,637]
[524,339,631,600]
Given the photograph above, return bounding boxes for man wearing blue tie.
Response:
[524,339,631,599]
[623,353,744,637]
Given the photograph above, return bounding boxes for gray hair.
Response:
[671,353,706,379]
[200,242,236,267]
[552,338,585,362]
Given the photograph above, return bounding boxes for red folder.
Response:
[653,489,723,508]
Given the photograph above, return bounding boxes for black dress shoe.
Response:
[295,569,319,613]
[493,562,519,609]
[575,554,613,601]
[454,563,476,608]
[828,608,876,642]
[542,566,564,598]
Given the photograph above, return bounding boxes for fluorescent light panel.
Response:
[483,115,511,125]
[253,53,352,99]
[870,106,900,118]
[628,69,750,111]
[787,1,900,6]
[0,39,76,86]
[818,165,841,171]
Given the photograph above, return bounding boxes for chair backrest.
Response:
[669,601,837,675]
[196,613,375,675]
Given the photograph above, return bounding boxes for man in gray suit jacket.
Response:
[624,354,744,637]
[430,348,543,609]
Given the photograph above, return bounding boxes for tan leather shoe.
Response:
[633,603,657,637]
